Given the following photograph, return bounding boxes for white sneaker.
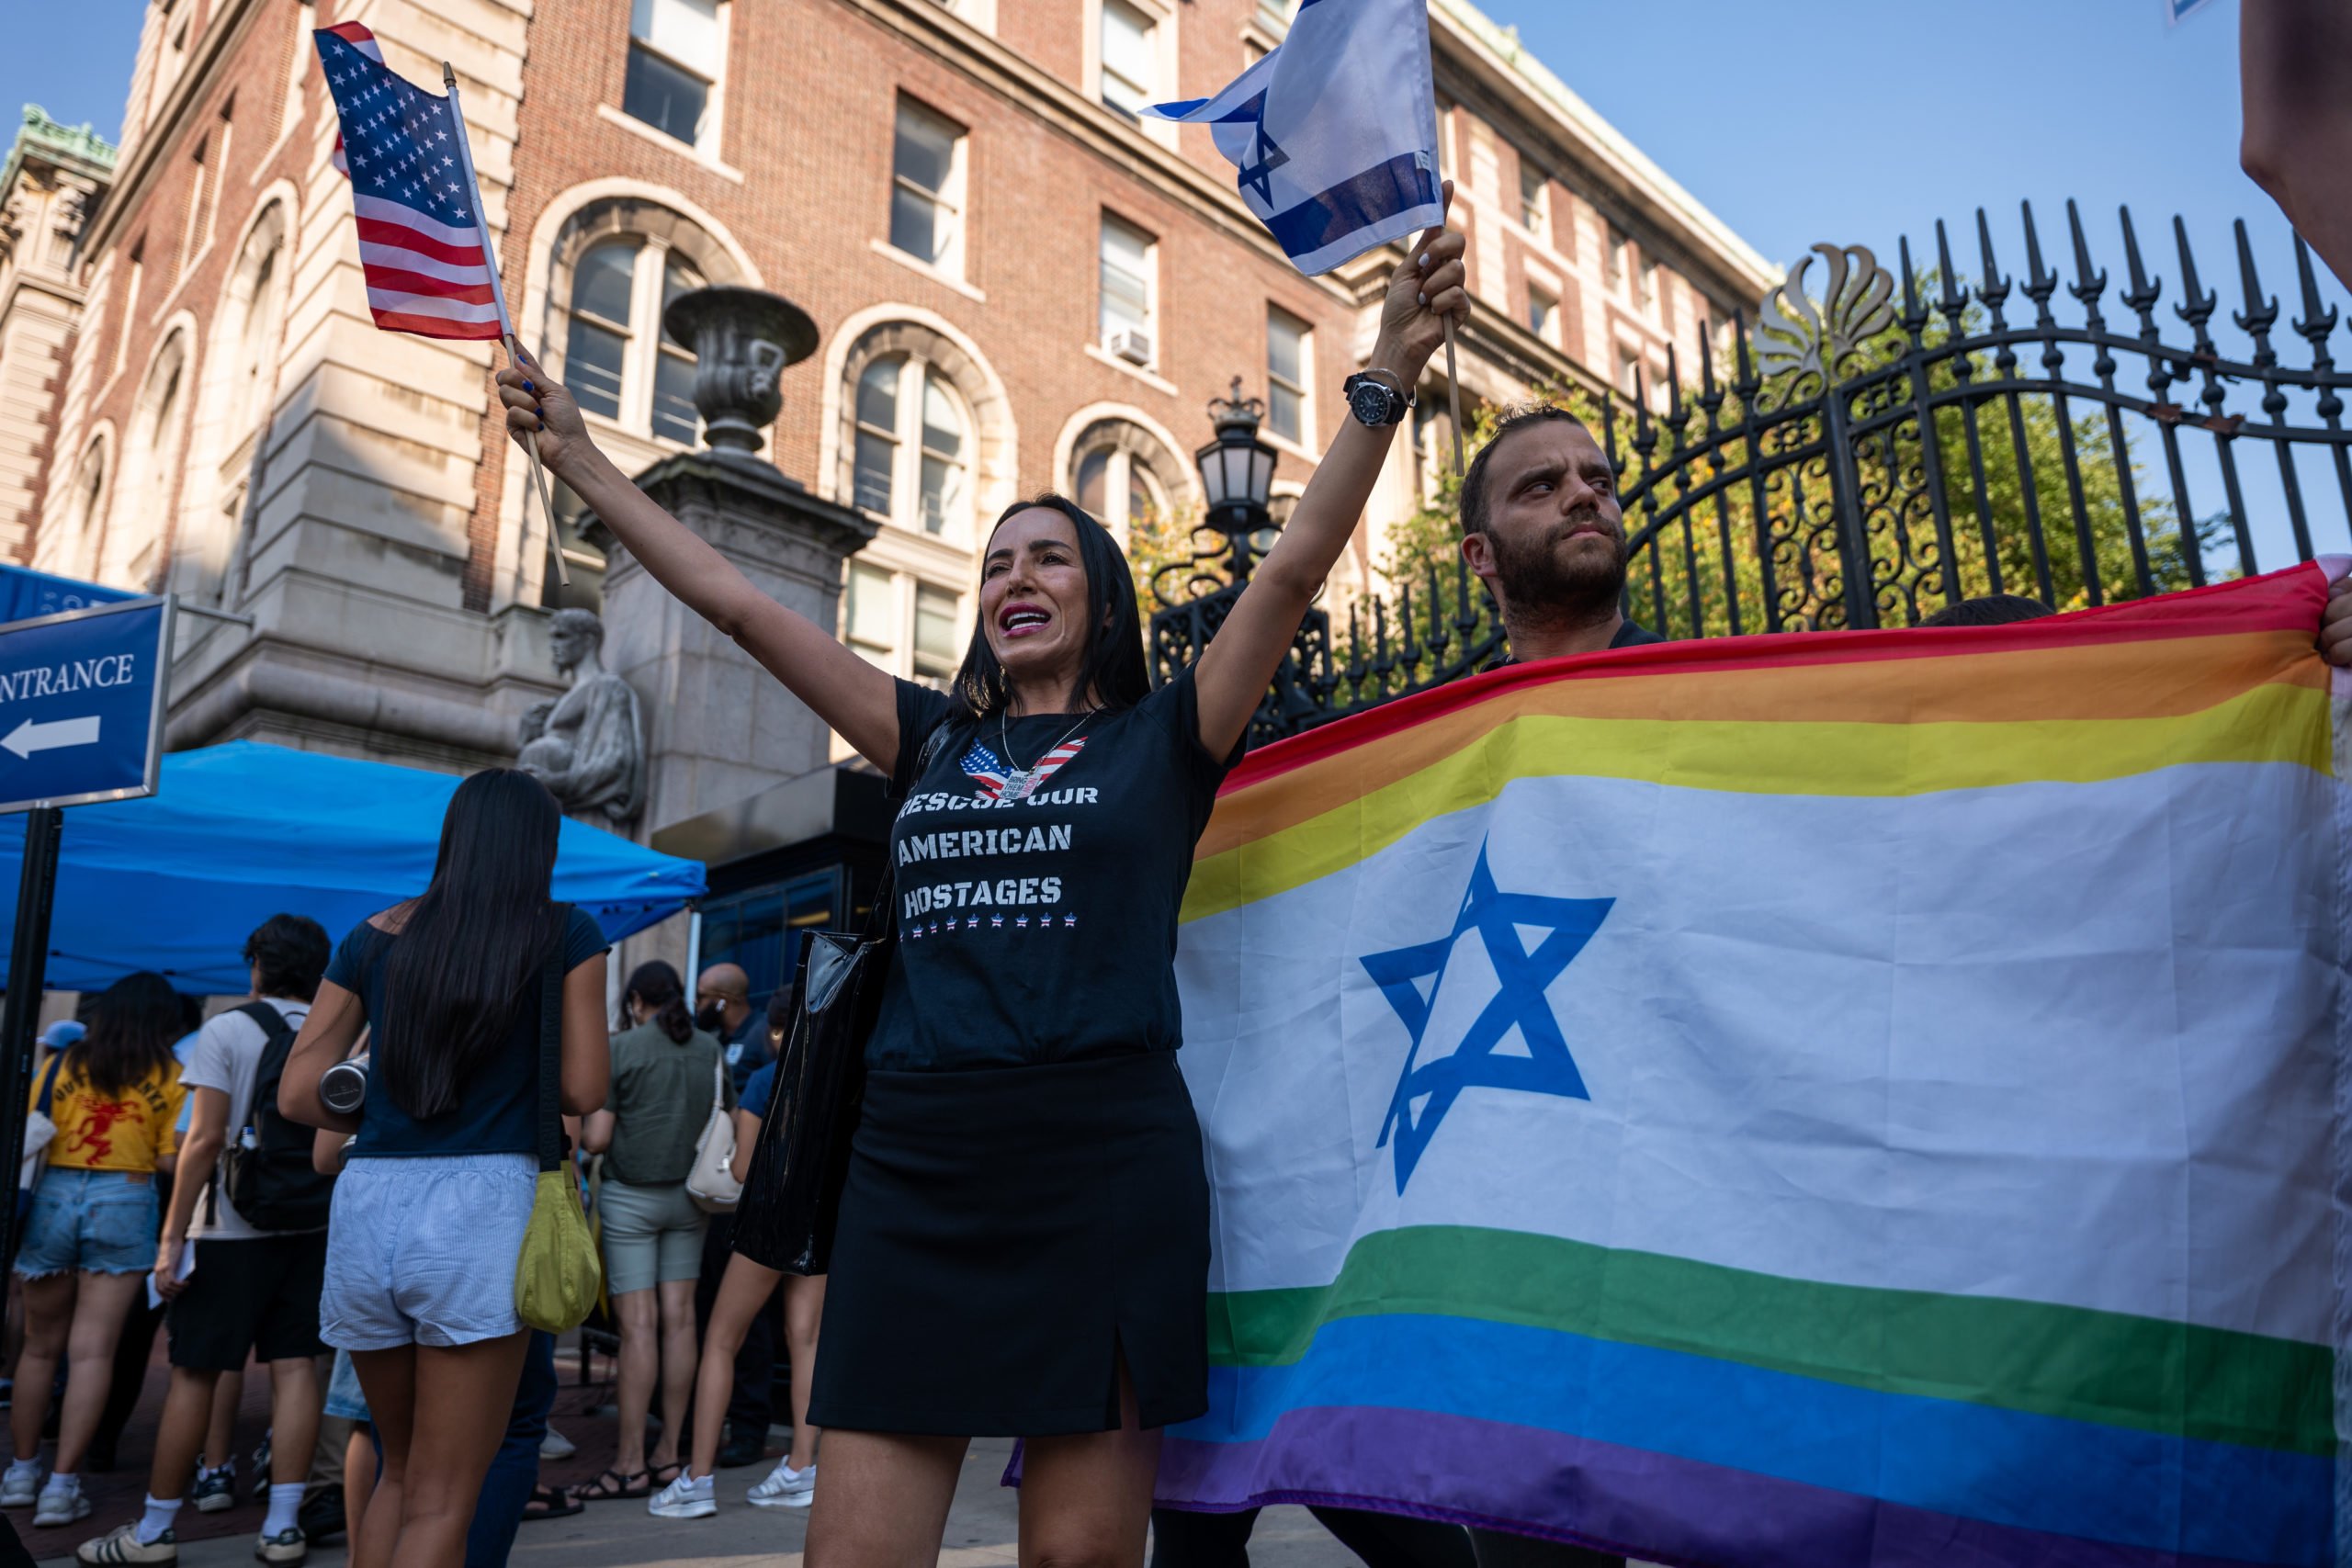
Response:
[647,1471,716,1520]
[537,1425,576,1461]
[746,1458,814,1509]
[0,1461,42,1508]
[76,1520,175,1563]
[35,1481,91,1528]
[254,1526,307,1563]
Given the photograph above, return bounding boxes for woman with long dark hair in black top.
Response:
[277,769,611,1568]
[496,191,1467,1566]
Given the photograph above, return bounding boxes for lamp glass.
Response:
[1197,442,1234,509]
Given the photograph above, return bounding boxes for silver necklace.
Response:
[997,705,1092,803]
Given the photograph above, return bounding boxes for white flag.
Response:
[1147,0,1442,275]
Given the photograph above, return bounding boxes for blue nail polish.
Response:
[523,378,537,393]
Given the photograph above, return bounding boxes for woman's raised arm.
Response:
[1192,187,1467,759]
[497,347,903,772]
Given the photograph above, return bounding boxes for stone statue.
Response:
[518,608,645,824]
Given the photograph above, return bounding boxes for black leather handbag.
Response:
[732,870,895,1276]
[733,722,947,1276]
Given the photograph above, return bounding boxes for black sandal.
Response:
[648,1462,684,1489]
[522,1483,582,1521]
[575,1468,650,1502]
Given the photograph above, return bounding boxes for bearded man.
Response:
[1456,407,1656,664]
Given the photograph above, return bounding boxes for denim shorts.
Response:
[323,1348,371,1422]
[322,1153,536,1351]
[16,1168,159,1279]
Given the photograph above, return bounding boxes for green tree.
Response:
[1376,278,2233,645]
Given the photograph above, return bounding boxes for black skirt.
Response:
[806,1049,1209,1438]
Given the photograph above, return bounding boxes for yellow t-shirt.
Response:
[31,1053,185,1173]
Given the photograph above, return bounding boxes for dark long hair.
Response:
[951,494,1149,720]
[70,972,184,1100]
[624,960,693,1045]
[379,770,566,1120]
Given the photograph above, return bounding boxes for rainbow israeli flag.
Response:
[1162,564,2350,1568]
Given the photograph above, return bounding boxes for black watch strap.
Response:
[1345,370,1412,427]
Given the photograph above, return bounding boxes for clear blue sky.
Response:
[6,0,2334,563]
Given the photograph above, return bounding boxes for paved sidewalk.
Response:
[33,1439,1363,1568]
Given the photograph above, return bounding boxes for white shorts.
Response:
[322,1153,536,1350]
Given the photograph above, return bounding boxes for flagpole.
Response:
[1441,317,1464,477]
[442,62,568,587]
[1410,3,1464,479]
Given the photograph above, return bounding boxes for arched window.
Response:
[852,355,971,539]
[1064,417,1182,537]
[111,334,191,586]
[62,440,108,580]
[564,239,703,444]
[543,200,744,448]
[221,203,291,446]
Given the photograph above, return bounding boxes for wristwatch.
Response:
[1344,369,1414,427]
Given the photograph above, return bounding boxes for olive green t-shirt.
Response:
[602,1022,733,1187]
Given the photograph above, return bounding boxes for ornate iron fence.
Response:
[1148,201,2352,746]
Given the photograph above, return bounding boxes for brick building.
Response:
[6,0,1771,974]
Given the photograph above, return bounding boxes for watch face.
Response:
[1349,380,1394,425]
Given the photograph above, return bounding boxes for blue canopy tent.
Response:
[0,740,705,993]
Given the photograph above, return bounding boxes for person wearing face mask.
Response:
[496,187,1470,1566]
[691,966,767,1096]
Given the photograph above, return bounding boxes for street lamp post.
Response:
[1148,379,1330,745]
[1193,379,1279,584]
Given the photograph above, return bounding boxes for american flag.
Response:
[314,24,503,341]
[958,737,1088,802]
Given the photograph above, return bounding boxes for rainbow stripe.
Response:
[1162,564,2347,1568]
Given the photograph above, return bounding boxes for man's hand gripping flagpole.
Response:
[441,62,566,587]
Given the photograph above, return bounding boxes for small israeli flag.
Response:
[1147,0,1442,276]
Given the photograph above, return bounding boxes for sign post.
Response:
[0,596,173,1270]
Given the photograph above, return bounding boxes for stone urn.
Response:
[662,286,820,454]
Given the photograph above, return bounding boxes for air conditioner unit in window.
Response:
[1108,327,1154,367]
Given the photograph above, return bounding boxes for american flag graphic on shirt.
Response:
[958,737,1088,802]
[314,25,503,341]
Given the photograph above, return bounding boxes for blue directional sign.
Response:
[0,597,173,815]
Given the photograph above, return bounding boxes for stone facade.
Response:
[16,0,1776,840]
[0,110,117,563]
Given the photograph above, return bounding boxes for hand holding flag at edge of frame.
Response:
[312,26,565,583]
[1145,0,1465,470]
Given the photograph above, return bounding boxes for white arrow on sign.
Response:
[1,716,100,760]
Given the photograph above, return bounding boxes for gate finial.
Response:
[1753,243,1895,381]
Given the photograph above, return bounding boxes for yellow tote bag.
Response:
[514,928,602,1333]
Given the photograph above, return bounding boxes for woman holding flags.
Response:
[495,190,1466,1562]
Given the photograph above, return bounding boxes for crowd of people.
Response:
[0,895,827,1567]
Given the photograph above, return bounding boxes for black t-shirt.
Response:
[869,669,1241,1072]
[325,906,608,1158]
[1492,619,1665,668]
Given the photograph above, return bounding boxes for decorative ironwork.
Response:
[1149,202,2352,746]
[1753,243,1896,383]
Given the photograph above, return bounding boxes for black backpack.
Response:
[220,1002,336,1231]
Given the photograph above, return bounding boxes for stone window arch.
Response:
[1066,416,1185,539]
[543,198,744,446]
[109,330,192,587]
[836,321,1012,547]
[61,435,111,583]
[218,201,292,446]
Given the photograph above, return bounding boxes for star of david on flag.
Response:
[314,24,503,341]
[1146,0,1442,275]
[1360,840,1613,1192]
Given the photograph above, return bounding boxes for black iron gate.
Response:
[1149,202,2352,746]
